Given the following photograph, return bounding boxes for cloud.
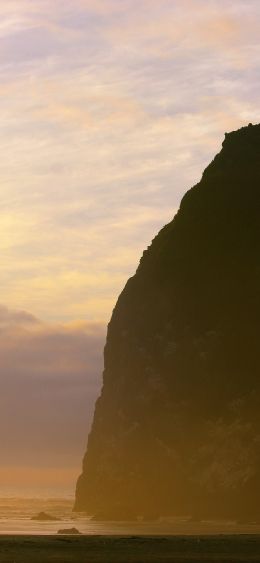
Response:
[0,304,39,330]
[0,305,105,491]
[0,0,260,492]
[105,2,242,52]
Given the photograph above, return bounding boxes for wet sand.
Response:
[0,534,260,562]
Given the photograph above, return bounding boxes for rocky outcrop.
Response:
[57,528,81,535]
[75,124,260,520]
[31,512,59,521]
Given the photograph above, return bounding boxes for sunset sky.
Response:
[1,0,259,495]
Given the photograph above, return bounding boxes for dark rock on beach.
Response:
[75,123,260,520]
[57,527,81,535]
[91,506,138,521]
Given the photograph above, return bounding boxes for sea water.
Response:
[1,494,260,536]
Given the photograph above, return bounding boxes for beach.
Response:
[1,534,260,562]
[1,498,260,561]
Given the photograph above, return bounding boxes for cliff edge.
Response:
[75,123,260,520]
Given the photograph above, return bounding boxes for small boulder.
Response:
[57,527,81,535]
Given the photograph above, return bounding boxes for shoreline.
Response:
[0,533,260,562]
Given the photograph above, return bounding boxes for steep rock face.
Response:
[75,124,260,519]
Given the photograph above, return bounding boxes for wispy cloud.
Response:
[0,0,259,488]
[0,1,259,323]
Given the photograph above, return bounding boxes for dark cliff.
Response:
[75,123,260,520]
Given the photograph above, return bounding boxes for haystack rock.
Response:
[75,123,260,520]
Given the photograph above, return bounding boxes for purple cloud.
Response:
[0,306,105,482]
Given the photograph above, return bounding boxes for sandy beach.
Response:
[0,534,260,562]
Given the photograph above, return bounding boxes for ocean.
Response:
[1,494,260,536]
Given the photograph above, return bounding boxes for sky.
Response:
[0,0,260,496]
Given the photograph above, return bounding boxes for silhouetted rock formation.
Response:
[57,528,81,535]
[90,507,138,521]
[75,124,260,520]
[31,512,59,521]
